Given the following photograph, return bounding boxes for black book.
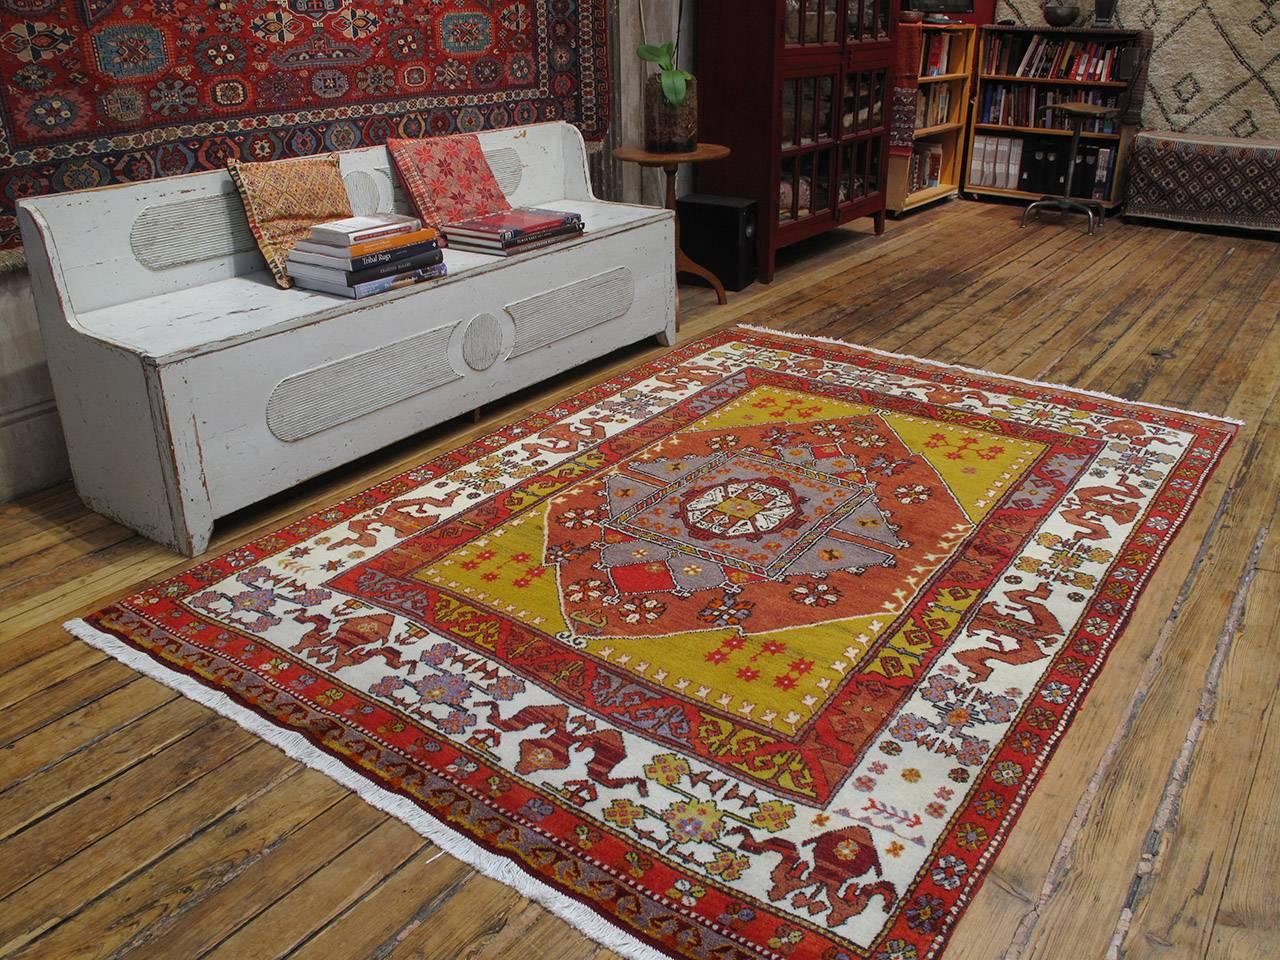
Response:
[1018,137,1036,194]
[1115,45,1138,83]
[1023,138,1050,194]
[1070,145,1099,198]
[1042,142,1068,196]
[287,248,445,287]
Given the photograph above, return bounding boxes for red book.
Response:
[448,226,586,257]
[926,35,945,76]
[445,208,584,243]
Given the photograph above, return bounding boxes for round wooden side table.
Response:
[613,143,732,307]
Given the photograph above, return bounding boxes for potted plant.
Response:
[637,2,695,153]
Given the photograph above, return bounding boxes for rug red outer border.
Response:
[80,327,1241,960]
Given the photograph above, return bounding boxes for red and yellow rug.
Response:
[71,327,1239,960]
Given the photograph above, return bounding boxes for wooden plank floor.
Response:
[2,199,1277,960]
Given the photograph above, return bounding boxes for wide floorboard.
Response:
[2,199,1277,960]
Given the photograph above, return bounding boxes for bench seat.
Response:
[19,122,677,555]
[77,198,667,361]
[1125,130,1280,234]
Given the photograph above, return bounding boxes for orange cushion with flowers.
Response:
[387,135,511,231]
[227,154,354,289]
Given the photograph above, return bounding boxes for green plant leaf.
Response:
[636,43,665,63]
[660,69,688,106]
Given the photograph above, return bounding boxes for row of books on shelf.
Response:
[979,85,1120,133]
[906,143,945,194]
[968,134,1116,200]
[983,33,1135,83]
[286,208,585,298]
[916,84,952,129]
[920,30,966,77]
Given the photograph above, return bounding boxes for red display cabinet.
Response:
[696,0,901,282]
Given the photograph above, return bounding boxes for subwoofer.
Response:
[676,194,758,292]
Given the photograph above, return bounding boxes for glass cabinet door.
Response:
[845,0,891,43]
[780,73,835,149]
[839,67,884,139]
[836,65,888,207]
[783,0,892,49]
[780,150,836,224]
[778,69,840,224]
[783,0,842,47]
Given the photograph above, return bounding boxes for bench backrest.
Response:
[19,122,593,316]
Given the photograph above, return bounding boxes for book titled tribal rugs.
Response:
[0,0,609,266]
[70,327,1238,960]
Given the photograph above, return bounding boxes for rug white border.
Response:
[65,617,673,960]
[735,324,1245,426]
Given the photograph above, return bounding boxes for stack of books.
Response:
[907,142,945,194]
[443,208,584,257]
[287,215,446,298]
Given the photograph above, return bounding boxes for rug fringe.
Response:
[63,617,677,960]
[0,249,27,274]
[733,323,1246,427]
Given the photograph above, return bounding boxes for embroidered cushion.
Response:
[227,154,354,288]
[387,135,511,230]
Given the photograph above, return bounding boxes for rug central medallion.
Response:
[79,329,1238,960]
[344,374,1048,803]
[613,449,888,577]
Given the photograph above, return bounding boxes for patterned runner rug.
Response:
[71,327,1239,960]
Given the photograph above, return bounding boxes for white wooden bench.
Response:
[17,122,676,555]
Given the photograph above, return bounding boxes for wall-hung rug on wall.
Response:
[0,0,610,266]
[997,0,1280,140]
[70,327,1239,960]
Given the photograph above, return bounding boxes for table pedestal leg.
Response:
[663,165,728,307]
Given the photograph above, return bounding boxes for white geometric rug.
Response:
[998,0,1280,139]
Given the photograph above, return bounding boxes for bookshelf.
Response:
[963,25,1150,209]
[886,23,975,215]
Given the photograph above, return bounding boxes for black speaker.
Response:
[676,194,758,292]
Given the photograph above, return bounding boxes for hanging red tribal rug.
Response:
[70,326,1239,960]
[0,0,609,265]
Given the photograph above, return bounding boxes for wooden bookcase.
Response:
[962,25,1150,208]
[886,23,976,214]
[696,0,900,283]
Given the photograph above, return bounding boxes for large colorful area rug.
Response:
[71,327,1239,960]
[0,0,609,264]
